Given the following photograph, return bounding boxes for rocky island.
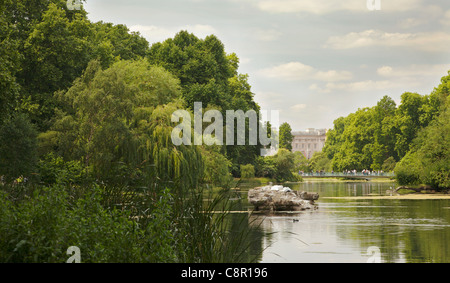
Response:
[248,185,319,212]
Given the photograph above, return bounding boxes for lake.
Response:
[234,181,450,263]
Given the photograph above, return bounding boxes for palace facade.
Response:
[291,128,327,159]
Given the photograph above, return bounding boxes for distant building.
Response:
[291,128,327,159]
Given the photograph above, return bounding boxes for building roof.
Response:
[292,128,327,136]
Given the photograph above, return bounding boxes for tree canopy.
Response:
[323,71,450,189]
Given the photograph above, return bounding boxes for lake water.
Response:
[236,181,450,263]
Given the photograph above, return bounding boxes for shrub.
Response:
[394,151,423,186]
[240,164,255,179]
[0,113,38,181]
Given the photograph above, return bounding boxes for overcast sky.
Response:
[84,0,450,131]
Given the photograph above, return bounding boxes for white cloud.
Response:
[291,104,307,110]
[325,29,450,52]
[377,66,393,76]
[377,64,450,78]
[311,64,450,94]
[259,62,353,82]
[129,24,218,44]
[255,0,422,14]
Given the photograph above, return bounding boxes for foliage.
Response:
[0,0,268,264]
[148,31,262,174]
[3,0,149,129]
[37,153,85,185]
[255,156,277,179]
[240,164,255,179]
[293,151,310,173]
[309,152,332,172]
[199,145,233,187]
[395,97,450,189]
[273,149,297,182]
[324,87,448,172]
[0,184,177,263]
[394,151,423,186]
[0,113,38,181]
[279,122,293,151]
[41,59,203,185]
[148,31,234,109]
[382,157,396,172]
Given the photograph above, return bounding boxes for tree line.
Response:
[321,74,450,189]
[0,0,271,263]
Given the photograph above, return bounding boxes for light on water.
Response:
[236,182,450,263]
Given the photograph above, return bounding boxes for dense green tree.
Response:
[324,70,449,188]
[3,0,149,130]
[0,9,21,122]
[40,59,204,186]
[293,151,310,173]
[273,149,296,182]
[396,96,450,189]
[394,92,427,158]
[240,164,256,179]
[279,122,293,151]
[309,152,332,172]
[148,31,234,109]
[381,156,397,172]
[149,31,262,175]
[0,113,38,181]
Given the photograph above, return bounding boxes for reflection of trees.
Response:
[221,197,265,263]
[223,212,265,263]
[334,198,450,263]
[289,182,450,262]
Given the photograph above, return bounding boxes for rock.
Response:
[298,191,319,201]
[248,186,318,212]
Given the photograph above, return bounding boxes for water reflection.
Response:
[236,182,450,263]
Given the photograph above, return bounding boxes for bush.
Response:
[37,153,85,185]
[0,184,177,263]
[0,113,38,181]
[394,151,423,186]
[240,164,255,179]
[382,156,397,172]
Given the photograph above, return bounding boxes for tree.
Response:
[279,122,293,151]
[0,12,21,122]
[382,157,396,172]
[149,31,262,175]
[0,113,38,181]
[273,149,296,182]
[394,92,428,158]
[293,151,310,173]
[240,164,255,179]
[402,99,450,189]
[41,59,203,185]
[148,31,234,110]
[8,1,149,130]
[309,152,332,172]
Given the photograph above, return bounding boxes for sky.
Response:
[83,0,450,131]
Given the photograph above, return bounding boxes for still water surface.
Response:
[238,181,450,263]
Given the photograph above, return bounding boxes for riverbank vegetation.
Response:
[322,72,450,191]
[0,0,273,263]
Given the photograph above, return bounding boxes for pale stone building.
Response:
[291,128,327,159]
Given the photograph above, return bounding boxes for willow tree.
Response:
[40,59,203,188]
